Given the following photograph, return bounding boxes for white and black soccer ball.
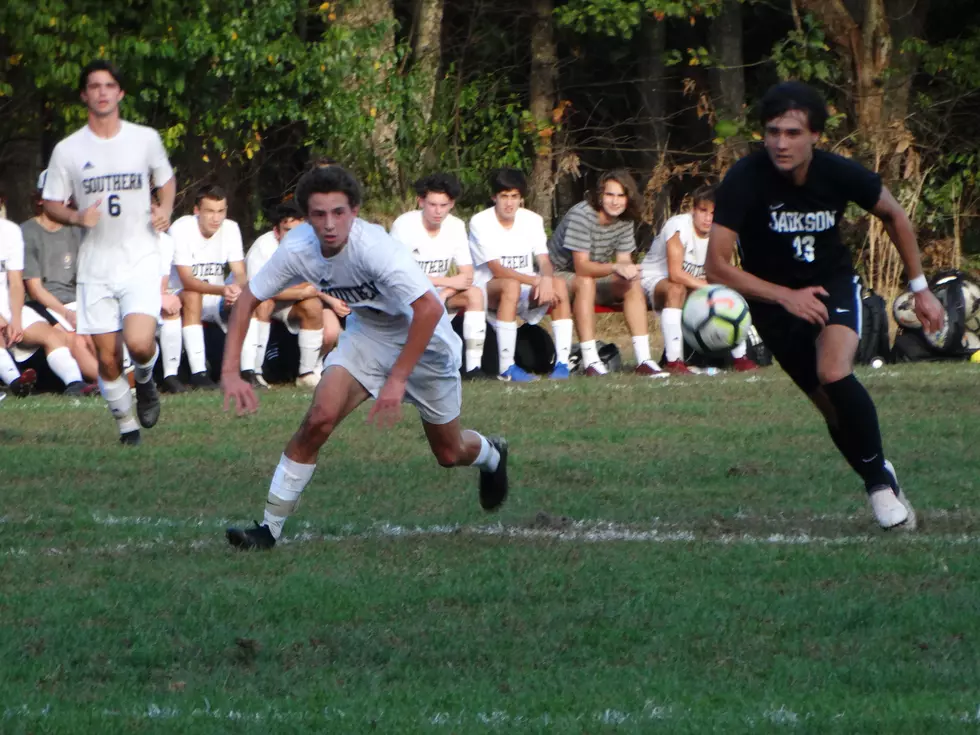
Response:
[963,279,980,332]
[962,330,980,352]
[892,290,922,330]
[681,285,752,354]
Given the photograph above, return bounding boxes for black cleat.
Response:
[119,429,141,446]
[479,436,509,511]
[189,371,219,390]
[160,375,187,394]
[63,381,89,396]
[9,368,37,398]
[135,379,161,428]
[462,367,493,381]
[227,522,276,550]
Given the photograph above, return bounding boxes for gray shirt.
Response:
[21,218,82,305]
[547,200,636,273]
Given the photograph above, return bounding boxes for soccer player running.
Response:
[705,81,943,530]
[42,60,176,444]
[222,166,508,550]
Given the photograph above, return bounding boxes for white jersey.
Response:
[468,207,548,287]
[0,219,25,320]
[42,121,174,284]
[390,210,471,278]
[641,213,709,282]
[250,220,460,366]
[245,230,280,280]
[171,215,244,287]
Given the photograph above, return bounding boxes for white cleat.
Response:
[254,373,270,388]
[868,485,909,529]
[295,372,321,389]
[884,459,917,531]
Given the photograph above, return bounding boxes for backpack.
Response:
[856,287,890,365]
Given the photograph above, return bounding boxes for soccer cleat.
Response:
[462,367,492,381]
[884,459,917,531]
[254,373,270,388]
[63,381,90,397]
[498,364,539,382]
[634,360,669,378]
[663,359,692,375]
[584,361,608,377]
[241,370,269,389]
[731,356,760,372]
[479,436,508,511]
[295,372,320,389]
[189,371,219,390]
[549,362,570,380]
[868,485,909,529]
[227,521,277,550]
[8,368,37,397]
[119,429,141,446]
[160,375,187,394]
[134,379,161,428]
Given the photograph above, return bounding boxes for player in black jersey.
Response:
[705,81,944,530]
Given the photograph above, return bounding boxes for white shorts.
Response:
[7,305,49,362]
[77,274,162,335]
[641,273,667,309]
[49,301,78,332]
[488,283,549,326]
[272,301,301,335]
[201,294,228,332]
[324,331,461,425]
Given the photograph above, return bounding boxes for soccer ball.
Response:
[892,290,922,330]
[963,279,980,332]
[681,285,752,354]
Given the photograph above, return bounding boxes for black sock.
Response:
[821,374,891,491]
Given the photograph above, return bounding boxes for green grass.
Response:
[2,363,980,733]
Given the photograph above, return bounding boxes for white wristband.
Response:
[909,275,928,293]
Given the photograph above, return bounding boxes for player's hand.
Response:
[780,286,829,326]
[76,200,101,229]
[62,308,78,330]
[534,276,556,306]
[612,263,640,281]
[298,284,320,301]
[451,272,473,290]
[150,203,172,233]
[222,372,258,416]
[5,319,23,345]
[160,294,181,317]
[366,376,406,429]
[223,283,243,305]
[324,295,351,317]
[914,289,944,334]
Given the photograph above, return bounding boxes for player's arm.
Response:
[176,265,226,296]
[160,276,181,316]
[666,233,708,290]
[25,277,73,320]
[485,258,537,286]
[151,177,177,232]
[705,224,829,326]
[431,264,474,293]
[533,253,560,305]
[872,186,943,333]
[221,284,261,414]
[571,250,615,279]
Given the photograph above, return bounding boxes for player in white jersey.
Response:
[240,201,338,389]
[391,173,488,378]
[469,168,574,382]
[42,60,176,444]
[155,228,186,393]
[170,184,246,389]
[221,166,509,550]
[641,185,758,373]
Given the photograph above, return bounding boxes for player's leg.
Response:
[45,303,99,382]
[321,307,343,360]
[122,312,163,429]
[487,277,535,382]
[569,274,604,374]
[179,290,216,389]
[652,279,691,374]
[250,299,276,386]
[159,292,185,393]
[21,317,86,393]
[539,277,573,378]
[226,366,370,550]
[446,287,488,378]
[603,275,664,377]
[288,297,324,388]
[0,347,36,396]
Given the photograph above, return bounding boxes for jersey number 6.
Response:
[108,194,121,217]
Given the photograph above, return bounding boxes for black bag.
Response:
[856,288,890,365]
[469,320,556,376]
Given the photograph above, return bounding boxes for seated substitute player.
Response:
[221,166,509,550]
[548,169,664,377]
[156,229,186,392]
[240,200,337,389]
[171,184,246,390]
[642,185,758,374]
[469,168,573,382]
[391,172,487,379]
[705,81,943,530]
[22,170,99,383]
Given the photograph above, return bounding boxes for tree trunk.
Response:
[709,0,748,161]
[413,0,444,126]
[637,16,670,227]
[527,0,557,222]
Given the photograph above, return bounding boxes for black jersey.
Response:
[713,149,882,288]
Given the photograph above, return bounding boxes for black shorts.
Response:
[748,272,862,395]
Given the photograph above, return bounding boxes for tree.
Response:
[527,0,558,220]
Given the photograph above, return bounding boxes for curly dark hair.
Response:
[759,81,828,133]
[295,166,363,213]
[587,169,642,221]
[414,172,462,201]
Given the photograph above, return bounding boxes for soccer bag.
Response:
[855,287,890,365]
[458,317,556,376]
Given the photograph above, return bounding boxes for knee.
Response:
[297,298,323,328]
[46,327,70,351]
[98,352,121,378]
[500,278,520,302]
[466,287,485,311]
[431,441,461,468]
[322,321,341,352]
[254,299,275,320]
[299,407,338,445]
[817,366,852,386]
[666,283,688,309]
[573,276,595,301]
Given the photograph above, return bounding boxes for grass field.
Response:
[2,362,980,733]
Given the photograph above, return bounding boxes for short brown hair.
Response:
[692,184,716,207]
[588,170,642,221]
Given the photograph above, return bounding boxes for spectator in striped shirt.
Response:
[547,170,665,377]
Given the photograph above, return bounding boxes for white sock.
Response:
[98,374,139,434]
[298,328,323,376]
[0,349,20,384]
[182,324,207,375]
[496,321,518,374]
[472,433,500,472]
[580,339,601,368]
[160,318,182,378]
[731,341,747,359]
[255,321,271,374]
[241,318,260,373]
[662,308,684,363]
[462,310,487,372]
[133,345,158,385]
[632,335,652,365]
[264,453,317,540]
[551,318,573,366]
[46,346,83,386]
